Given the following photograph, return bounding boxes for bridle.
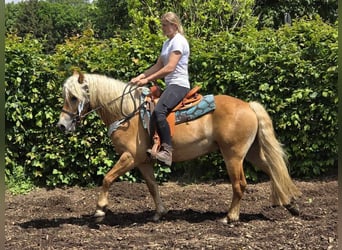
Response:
[61,84,144,127]
[61,108,82,125]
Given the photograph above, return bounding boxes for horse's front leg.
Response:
[138,163,168,221]
[94,151,135,217]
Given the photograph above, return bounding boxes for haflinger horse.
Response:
[57,71,301,224]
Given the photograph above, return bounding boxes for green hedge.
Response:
[189,17,338,178]
[5,35,60,191]
[5,17,337,190]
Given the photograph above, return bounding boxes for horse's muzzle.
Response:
[56,119,76,133]
[56,122,66,132]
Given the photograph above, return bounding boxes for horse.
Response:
[56,71,301,223]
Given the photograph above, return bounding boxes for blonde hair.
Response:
[161,12,184,35]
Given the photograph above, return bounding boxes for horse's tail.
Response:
[249,101,301,206]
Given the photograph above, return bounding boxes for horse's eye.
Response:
[70,96,77,102]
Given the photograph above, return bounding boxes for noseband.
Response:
[61,107,82,125]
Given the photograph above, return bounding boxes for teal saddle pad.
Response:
[140,93,216,128]
[175,94,216,124]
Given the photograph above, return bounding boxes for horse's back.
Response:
[214,94,251,112]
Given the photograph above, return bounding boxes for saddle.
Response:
[146,85,202,156]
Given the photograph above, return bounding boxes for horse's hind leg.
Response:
[222,153,247,223]
[138,163,167,221]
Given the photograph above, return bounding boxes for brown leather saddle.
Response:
[145,84,202,156]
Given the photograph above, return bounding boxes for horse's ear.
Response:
[73,70,84,84]
[78,72,85,84]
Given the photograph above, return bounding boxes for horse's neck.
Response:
[96,108,118,126]
[92,91,122,126]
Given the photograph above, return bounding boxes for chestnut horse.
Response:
[57,72,301,223]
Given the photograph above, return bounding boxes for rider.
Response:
[130,12,190,166]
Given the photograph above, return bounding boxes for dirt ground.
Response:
[5,176,337,249]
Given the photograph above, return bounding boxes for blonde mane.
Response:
[63,73,141,121]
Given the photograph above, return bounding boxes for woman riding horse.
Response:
[130,12,190,166]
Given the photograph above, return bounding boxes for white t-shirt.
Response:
[160,33,190,88]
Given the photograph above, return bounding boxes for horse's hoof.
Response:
[152,213,161,222]
[219,215,239,225]
[152,212,166,221]
[285,203,300,216]
[94,216,105,223]
[94,209,106,218]
[152,208,168,222]
[219,217,229,225]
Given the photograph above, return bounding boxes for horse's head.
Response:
[56,71,91,133]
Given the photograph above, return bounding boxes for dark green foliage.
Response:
[254,0,337,28]
[6,0,92,53]
[126,0,257,39]
[94,0,132,39]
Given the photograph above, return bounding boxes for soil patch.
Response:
[5,177,338,249]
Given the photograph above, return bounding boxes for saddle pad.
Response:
[175,94,215,124]
[139,93,215,129]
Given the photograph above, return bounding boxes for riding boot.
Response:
[155,143,173,166]
[147,118,172,160]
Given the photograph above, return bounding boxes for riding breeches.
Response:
[150,84,189,146]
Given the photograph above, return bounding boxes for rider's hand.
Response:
[136,78,149,86]
[130,74,145,85]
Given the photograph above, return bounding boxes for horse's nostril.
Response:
[56,123,66,132]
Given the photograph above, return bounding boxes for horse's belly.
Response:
[172,115,217,162]
[173,142,218,162]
